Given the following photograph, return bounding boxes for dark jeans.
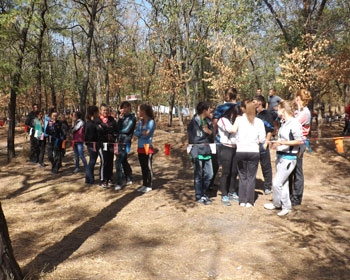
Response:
[138,153,153,188]
[30,135,38,162]
[236,152,260,205]
[259,146,273,190]
[98,146,114,182]
[38,138,46,165]
[86,145,98,184]
[219,145,238,196]
[192,158,213,200]
[289,144,306,205]
[209,152,219,187]
[47,141,63,173]
[116,150,132,185]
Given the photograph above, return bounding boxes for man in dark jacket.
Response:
[253,95,274,195]
[187,101,214,205]
[114,101,136,190]
[96,104,118,188]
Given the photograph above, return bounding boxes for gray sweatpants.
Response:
[273,156,297,210]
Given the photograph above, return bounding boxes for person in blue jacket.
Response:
[134,104,156,193]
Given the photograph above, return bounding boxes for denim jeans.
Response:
[192,158,213,200]
[73,142,87,169]
[86,145,98,184]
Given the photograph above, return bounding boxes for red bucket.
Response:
[164,143,171,156]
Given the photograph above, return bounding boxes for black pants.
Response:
[30,135,38,162]
[138,153,153,188]
[38,138,46,165]
[219,145,238,196]
[47,141,63,173]
[289,144,306,205]
[236,152,260,205]
[99,146,114,182]
[259,146,273,191]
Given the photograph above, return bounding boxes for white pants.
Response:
[273,156,297,210]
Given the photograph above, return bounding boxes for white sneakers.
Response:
[277,209,290,216]
[137,186,152,193]
[264,203,291,216]
[264,203,276,210]
[114,185,122,191]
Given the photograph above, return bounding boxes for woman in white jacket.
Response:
[264,100,303,216]
[232,101,266,207]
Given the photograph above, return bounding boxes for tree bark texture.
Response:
[0,202,23,280]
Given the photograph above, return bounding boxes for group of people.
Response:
[187,87,312,216]
[25,102,156,193]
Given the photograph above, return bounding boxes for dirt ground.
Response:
[0,119,349,280]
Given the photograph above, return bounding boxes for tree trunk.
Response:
[0,202,23,279]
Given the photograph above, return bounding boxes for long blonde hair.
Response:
[245,101,256,124]
[278,100,294,117]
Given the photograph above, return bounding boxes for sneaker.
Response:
[264,189,272,195]
[264,203,277,210]
[101,181,109,189]
[203,195,213,205]
[197,197,207,205]
[137,186,147,192]
[228,192,239,202]
[140,187,152,193]
[73,168,80,174]
[221,196,231,206]
[277,209,291,216]
[114,185,122,191]
[239,203,246,207]
[126,180,133,185]
[245,203,254,208]
[38,163,45,168]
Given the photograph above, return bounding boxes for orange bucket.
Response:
[334,137,344,153]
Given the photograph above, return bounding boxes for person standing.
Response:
[84,106,100,185]
[264,100,303,216]
[217,104,242,206]
[210,87,239,189]
[135,104,156,193]
[256,88,263,96]
[96,104,118,188]
[25,103,39,163]
[253,95,274,195]
[71,111,87,174]
[266,88,282,137]
[187,101,215,205]
[289,89,312,206]
[45,110,65,174]
[231,101,266,207]
[33,110,46,167]
[114,101,136,191]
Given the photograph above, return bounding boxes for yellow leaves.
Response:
[204,35,251,94]
[278,34,335,92]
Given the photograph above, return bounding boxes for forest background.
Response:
[0,0,350,160]
[0,1,349,278]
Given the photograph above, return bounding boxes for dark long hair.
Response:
[223,104,242,124]
[139,104,154,119]
[86,105,99,121]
